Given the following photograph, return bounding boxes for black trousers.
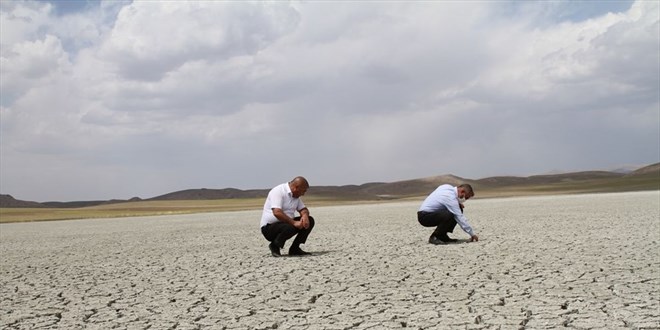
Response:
[261,216,315,249]
[417,210,457,237]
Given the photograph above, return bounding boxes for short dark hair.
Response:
[458,184,474,196]
[291,176,309,189]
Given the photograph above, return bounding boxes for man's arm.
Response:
[272,208,303,229]
[458,202,478,240]
[447,202,478,241]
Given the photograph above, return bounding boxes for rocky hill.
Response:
[628,162,660,176]
[473,171,624,188]
[0,195,44,208]
[149,188,267,200]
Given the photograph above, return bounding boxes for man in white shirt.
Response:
[260,176,315,257]
[417,183,479,244]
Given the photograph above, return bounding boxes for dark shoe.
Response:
[429,235,448,245]
[269,242,282,257]
[289,247,311,256]
[438,233,458,243]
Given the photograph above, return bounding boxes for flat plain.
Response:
[1,191,659,329]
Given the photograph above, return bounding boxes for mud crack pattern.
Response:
[1,191,659,329]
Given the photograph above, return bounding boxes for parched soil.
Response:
[1,191,658,329]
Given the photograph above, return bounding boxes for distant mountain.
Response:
[609,166,637,174]
[0,195,44,208]
[474,171,624,188]
[41,197,143,209]
[0,195,143,209]
[1,163,658,208]
[628,162,660,176]
[148,188,267,200]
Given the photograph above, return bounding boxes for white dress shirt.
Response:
[260,182,306,227]
[419,184,475,236]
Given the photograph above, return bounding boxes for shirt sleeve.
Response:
[446,200,475,236]
[297,199,306,212]
[269,188,284,210]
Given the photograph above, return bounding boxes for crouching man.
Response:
[260,176,315,257]
[417,183,479,244]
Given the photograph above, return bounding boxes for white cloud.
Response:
[98,1,300,81]
[0,0,657,201]
[0,1,51,44]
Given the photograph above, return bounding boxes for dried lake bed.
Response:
[1,191,659,329]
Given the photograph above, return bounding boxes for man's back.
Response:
[419,184,456,212]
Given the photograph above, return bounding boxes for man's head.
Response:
[289,176,309,198]
[457,184,474,200]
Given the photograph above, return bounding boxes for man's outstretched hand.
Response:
[470,235,479,242]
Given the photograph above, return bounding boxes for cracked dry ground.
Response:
[1,191,659,329]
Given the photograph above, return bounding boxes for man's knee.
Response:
[294,216,315,230]
[265,222,296,239]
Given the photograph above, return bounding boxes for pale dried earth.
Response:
[1,191,659,330]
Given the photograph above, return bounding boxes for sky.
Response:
[1,0,658,202]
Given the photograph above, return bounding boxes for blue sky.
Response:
[1,0,658,202]
[35,0,100,14]
[497,0,634,23]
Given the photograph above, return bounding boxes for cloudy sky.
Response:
[1,0,658,202]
